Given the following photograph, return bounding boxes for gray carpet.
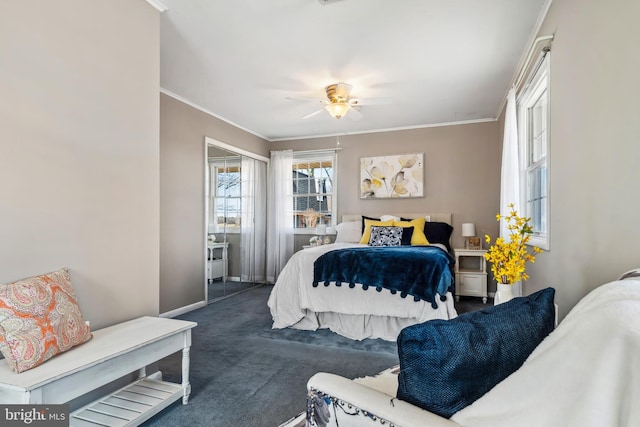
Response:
[142,285,398,427]
[142,286,487,427]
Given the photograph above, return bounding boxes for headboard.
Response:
[342,213,452,225]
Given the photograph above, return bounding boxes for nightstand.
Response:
[207,241,229,282]
[454,248,488,303]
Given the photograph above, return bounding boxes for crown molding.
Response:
[268,118,497,142]
[146,0,168,13]
[162,88,495,143]
[160,88,269,141]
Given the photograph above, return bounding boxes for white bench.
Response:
[0,316,197,426]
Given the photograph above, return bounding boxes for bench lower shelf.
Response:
[70,378,183,427]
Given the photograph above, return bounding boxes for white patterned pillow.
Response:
[368,226,408,246]
[0,268,92,372]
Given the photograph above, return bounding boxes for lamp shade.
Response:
[325,102,350,119]
[316,224,327,235]
[461,223,476,237]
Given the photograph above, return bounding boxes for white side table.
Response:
[454,248,488,303]
[207,241,229,281]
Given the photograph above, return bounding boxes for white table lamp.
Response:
[462,223,477,249]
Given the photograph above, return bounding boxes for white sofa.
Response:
[306,277,640,427]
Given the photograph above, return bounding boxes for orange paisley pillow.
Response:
[0,268,92,373]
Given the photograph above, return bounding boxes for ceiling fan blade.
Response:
[302,107,326,119]
[286,96,327,104]
[334,82,353,100]
[347,106,364,121]
[349,97,392,106]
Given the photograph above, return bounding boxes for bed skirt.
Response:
[283,291,456,341]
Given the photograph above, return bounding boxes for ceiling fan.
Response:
[288,82,389,120]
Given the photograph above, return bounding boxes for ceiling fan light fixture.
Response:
[325,102,349,119]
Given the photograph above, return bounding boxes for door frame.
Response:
[204,137,269,303]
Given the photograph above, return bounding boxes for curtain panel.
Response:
[267,149,294,282]
[241,156,267,282]
[500,87,521,297]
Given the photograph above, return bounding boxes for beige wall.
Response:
[502,0,640,319]
[271,121,503,266]
[160,94,269,313]
[0,0,161,329]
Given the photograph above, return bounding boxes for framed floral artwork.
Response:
[360,153,424,199]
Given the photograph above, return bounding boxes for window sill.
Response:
[293,229,336,235]
[527,235,549,251]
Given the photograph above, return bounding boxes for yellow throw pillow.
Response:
[359,219,394,244]
[393,218,430,245]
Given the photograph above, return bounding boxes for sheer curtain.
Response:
[501,87,522,296]
[240,156,267,283]
[266,149,293,283]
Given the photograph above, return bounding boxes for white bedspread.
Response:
[267,243,457,341]
[452,279,640,427]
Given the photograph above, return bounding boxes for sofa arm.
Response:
[308,373,460,427]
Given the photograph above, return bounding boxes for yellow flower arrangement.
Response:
[484,204,542,285]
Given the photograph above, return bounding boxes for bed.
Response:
[267,213,458,341]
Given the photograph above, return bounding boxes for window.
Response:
[292,152,336,232]
[518,54,550,250]
[209,157,242,232]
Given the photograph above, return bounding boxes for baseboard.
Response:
[160,300,206,319]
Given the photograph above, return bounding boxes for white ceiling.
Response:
[158,0,549,142]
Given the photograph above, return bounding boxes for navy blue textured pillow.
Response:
[397,288,555,418]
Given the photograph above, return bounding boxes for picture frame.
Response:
[466,236,482,250]
[360,153,424,199]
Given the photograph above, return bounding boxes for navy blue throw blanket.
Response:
[313,246,454,308]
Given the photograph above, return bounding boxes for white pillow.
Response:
[380,214,401,222]
[334,221,363,243]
